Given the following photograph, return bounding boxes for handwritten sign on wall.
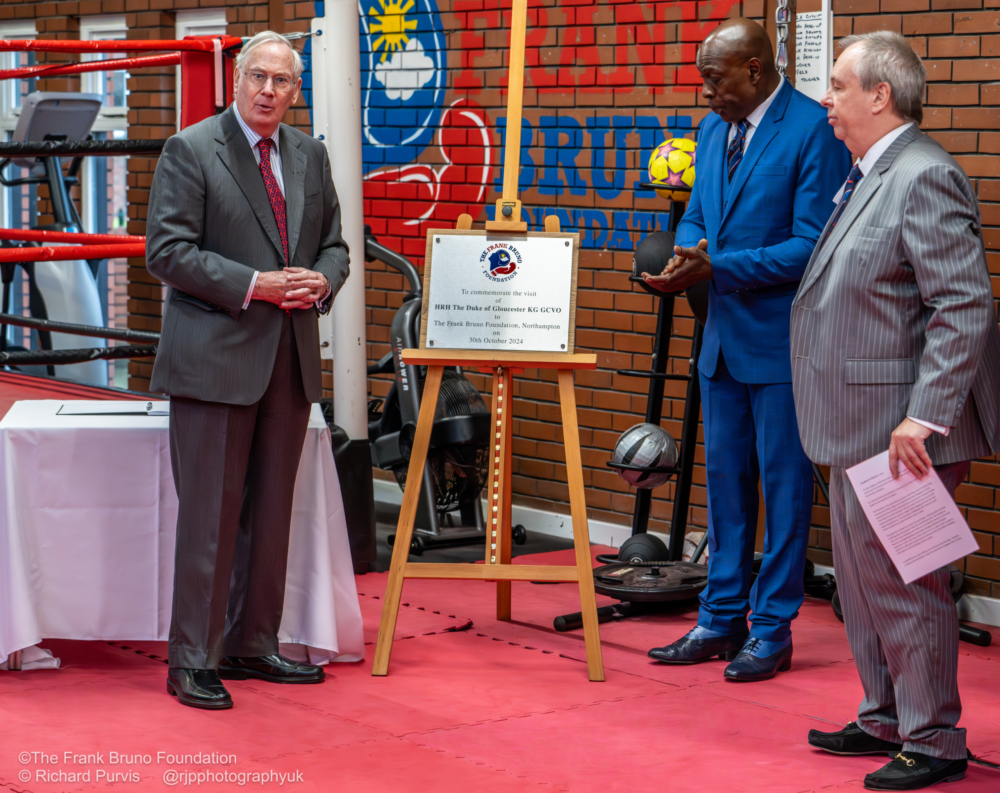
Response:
[795,8,832,103]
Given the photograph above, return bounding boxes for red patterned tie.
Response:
[256,138,289,263]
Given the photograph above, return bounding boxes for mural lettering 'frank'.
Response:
[358,1,738,255]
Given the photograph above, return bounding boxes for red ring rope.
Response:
[0,37,243,53]
[0,230,144,245]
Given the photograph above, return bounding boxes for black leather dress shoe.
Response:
[648,629,749,664]
[808,722,903,755]
[166,668,233,710]
[864,752,967,790]
[724,638,793,681]
[218,654,326,684]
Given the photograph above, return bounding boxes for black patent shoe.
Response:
[864,752,967,790]
[724,637,793,682]
[166,668,233,710]
[647,629,749,664]
[218,654,326,684]
[808,721,903,756]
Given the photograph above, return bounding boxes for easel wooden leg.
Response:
[557,369,605,682]
[372,365,444,676]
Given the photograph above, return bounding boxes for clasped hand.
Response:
[253,267,329,310]
[642,238,712,293]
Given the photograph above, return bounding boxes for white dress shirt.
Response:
[234,101,285,195]
[727,76,785,152]
[829,122,947,437]
[236,104,282,309]
[234,104,331,311]
[831,121,914,204]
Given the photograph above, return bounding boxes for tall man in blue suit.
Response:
[643,19,851,681]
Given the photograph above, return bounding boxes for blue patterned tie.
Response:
[819,163,864,249]
[726,119,749,183]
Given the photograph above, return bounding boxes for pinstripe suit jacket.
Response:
[790,124,1000,468]
[146,106,350,405]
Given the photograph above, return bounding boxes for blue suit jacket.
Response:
[677,81,851,384]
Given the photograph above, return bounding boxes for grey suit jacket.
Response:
[790,124,1000,467]
[146,105,350,404]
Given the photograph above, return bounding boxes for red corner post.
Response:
[180,37,238,129]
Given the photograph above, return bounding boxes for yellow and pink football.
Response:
[647,137,697,188]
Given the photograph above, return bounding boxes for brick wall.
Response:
[362,0,752,542]
[360,0,1000,598]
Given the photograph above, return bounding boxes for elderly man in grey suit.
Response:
[791,32,1000,790]
[145,31,350,710]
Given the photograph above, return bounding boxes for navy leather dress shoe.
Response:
[724,637,793,681]
[218,654,326,684]
[166,668,233,710]
[864,752,966,790]
[648,629,749,664]
[808,721,903,756]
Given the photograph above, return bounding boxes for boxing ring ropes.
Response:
[0,37,244,670]
[0,35,248,376]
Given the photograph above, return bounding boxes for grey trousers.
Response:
[828,462,969,760]
[167,314,311,670]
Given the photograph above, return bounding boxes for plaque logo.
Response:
[480,243,522,283]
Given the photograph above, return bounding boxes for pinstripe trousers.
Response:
[828,463,968,760]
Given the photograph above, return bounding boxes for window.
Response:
[0,21,37,354]
[0,19,39,228]
[80,15,130,386]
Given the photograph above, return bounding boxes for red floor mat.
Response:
[2,550,998,793]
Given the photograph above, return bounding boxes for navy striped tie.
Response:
[726,119,749,183]
[819,163,864,249]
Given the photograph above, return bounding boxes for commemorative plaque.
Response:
[420,229,580,354]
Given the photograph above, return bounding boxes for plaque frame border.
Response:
[418,228,581,354]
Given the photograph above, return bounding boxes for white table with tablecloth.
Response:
[0,400,364,669]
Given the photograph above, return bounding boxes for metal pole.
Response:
[311,7,367,440]
[667,323,703,561]
[630,291,675,536]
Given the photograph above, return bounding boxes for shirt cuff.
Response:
[315,280,334,315]
[908,416,950,437]
[243,271,259,310]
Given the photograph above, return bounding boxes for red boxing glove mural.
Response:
[365,98,493,237]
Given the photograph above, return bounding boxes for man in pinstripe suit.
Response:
[146,32,350,709]
[791,32,1000,790]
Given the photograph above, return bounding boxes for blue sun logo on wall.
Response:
[360,0,445,172]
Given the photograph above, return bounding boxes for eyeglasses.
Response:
[241,68,295,92]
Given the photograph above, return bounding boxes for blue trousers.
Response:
[697,354,814,642]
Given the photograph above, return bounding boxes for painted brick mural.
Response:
[359,0,747,260]
[362,0,761,550]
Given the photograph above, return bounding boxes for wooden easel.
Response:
[371,0,604,681]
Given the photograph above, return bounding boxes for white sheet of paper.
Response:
[846,451,978,584]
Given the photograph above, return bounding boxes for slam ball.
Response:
[612,423,679,489]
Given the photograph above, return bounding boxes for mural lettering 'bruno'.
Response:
[358,0,738,257]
